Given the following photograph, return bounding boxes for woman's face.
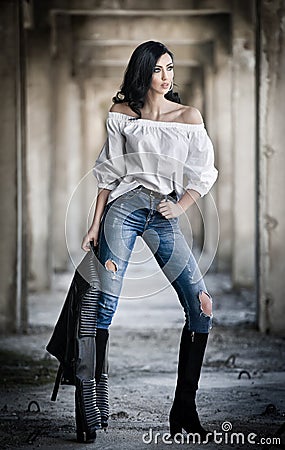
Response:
[150,53,174,95]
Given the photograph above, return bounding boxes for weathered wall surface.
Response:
[26,30,53,290]
[258,0,285,335]
[0,1,27,332]
[232,0,256,287]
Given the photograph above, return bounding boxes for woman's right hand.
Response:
[81,225,100,252]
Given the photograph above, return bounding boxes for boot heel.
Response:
[170,423,182,438]
[169,413,182,438]
[76,430,96,443]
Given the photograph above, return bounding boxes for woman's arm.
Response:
[157,189,200,219]
[81,188,110,251]
[178,189,201,211]
[82,108,128,251]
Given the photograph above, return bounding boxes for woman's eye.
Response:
[153,66,174,73]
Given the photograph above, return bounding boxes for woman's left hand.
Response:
[157,200,185,219]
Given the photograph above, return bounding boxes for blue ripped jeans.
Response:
[96,187,212,333]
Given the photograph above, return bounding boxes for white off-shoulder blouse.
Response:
[93,112,218,204]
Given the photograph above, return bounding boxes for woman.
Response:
[82,40,218,440]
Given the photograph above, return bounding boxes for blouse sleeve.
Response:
[184,127,218,197]
[93,117,126,190]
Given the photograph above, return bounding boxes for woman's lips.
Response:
[161,83,169,88]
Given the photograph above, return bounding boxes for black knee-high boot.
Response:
[75,328,109,443]
[169,326,209,438]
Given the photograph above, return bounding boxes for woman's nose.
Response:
[161,70,168,80]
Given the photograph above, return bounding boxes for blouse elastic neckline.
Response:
[108,112,205,130]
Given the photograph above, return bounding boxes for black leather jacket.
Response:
[46,246,99,399]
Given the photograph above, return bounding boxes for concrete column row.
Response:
[27,16,84,288]
[1,1,284,335]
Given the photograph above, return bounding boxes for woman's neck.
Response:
[142,92,169,120]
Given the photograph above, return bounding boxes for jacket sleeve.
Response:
[93,117,126,190]
[184,126,218,197]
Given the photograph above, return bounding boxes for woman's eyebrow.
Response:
[154,62,173,68]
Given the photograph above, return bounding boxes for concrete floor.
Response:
[0,252,284,449]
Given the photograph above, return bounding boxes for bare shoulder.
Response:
[109,103,125,113]
[109,102,137,117]
[180,105,203,125]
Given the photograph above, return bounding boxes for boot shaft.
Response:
[177,328,208,393]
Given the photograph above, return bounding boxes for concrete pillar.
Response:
[203,64,220,273]
[79,77,117,232]
[258,0,285,335]
[231,0,256,287]
[51,17,82,271]
[213,40,233,272]
[182,67,204,251]
[0,1,27,333]
[182,64,220,273]
[26,30,52,290]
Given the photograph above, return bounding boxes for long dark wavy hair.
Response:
[112,41,181,118]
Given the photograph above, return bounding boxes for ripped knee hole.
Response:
[105,259,118,273]
[199,291,212,317]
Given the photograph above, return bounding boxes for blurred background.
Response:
[0,0,284,337]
